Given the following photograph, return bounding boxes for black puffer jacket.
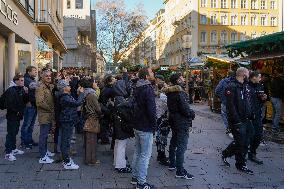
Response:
[5,86,29,121]
[163,85,195,129]
[248,82,266,118]
[225,79,252,125]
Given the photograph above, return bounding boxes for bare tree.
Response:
[96,0,147,65]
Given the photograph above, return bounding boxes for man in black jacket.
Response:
[163,73,195,180]
[4,74,29,161]
[247,71,267,164]
[222,67,254,174]
[21,66,38,149]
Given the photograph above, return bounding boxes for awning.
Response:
[225,31,284,58]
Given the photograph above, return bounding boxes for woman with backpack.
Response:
[112,76,133,173]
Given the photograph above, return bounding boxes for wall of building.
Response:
[63,0,90,19]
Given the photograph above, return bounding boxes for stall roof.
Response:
[225,31,284,50]
[206,55,239,63]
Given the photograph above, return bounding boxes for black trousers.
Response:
[5,119,20,154]
[249,116,263,155]
[99,117,111,143]
[222,120,254,168]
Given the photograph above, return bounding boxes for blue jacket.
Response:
[215,76,234,105]
[59,92,84,123]
[132,79,157,132]
[24,73,36,106]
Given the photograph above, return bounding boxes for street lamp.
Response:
[182,34,192,93]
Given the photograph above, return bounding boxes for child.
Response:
[57,80,84,170]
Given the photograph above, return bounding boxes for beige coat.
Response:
[35,82,55,125]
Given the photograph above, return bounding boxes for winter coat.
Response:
[24,73,37,106]
[215,76,234,105]
[35,82,55,125]
[132,79,157,132]
[4,85,28,121]
[163,85,195,129]
[59,92,84,123]
[225,79,252,125]
[113,80,130,106]
[248,82,266,118]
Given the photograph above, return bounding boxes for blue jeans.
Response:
[221,103,228,129]
[61,122,75,163]
[21,106,37,145]
[169,127,189,172]
[271,97,282,132]
[132,129,153,185]
[39,123,52,158]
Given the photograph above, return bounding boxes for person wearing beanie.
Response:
[163,73,195,180]
[57,79,85,170]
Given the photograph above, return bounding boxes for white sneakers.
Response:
[4,149,24,162]
[5,153,16,161]
[39,155,54,164]
[46,150,55,157]
[63,159,79,170]
[12,149,24,155]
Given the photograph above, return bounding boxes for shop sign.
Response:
[0,0,18,25]
[161,66,169,71]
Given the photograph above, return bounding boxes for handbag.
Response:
[84,117,100,133]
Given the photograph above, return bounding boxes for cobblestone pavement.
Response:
[0,104,284,189]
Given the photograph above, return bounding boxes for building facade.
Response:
[121,0,284,67]
[0,0,66,94]
[62,0,103,73]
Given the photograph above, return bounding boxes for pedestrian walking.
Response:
[57,79,84,170]
[247,71,267,164]
[36,70,56,164]
[222,67,254,175]
[1,74,28,161]
[20,66,38,149]
[163,73,195,180]
[131,68,157,189]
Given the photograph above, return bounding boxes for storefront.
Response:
[0,0,35,93]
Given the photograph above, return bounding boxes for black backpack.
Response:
[116,95,139,124]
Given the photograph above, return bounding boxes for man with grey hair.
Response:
[221,67,254,175]
[36,70,55,164]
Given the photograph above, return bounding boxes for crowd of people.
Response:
[0,64,283,189]
[0,66,196,189]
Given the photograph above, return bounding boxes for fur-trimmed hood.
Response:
[162,85,184,93]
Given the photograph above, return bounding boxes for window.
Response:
[211,0,217,8]
[221,0,227,8]
[231,0,237,8]
[19,0,35,17]
[271,17,277,26]
[200,31,207,43]
[220,31,228,44]
[211,31,217,44]
[67,0,71,9]
[251,16,257,26]
[240,33,246,41]
[231,32,238,43]
[76,0,83,9]
[221,15,228,25]
[241,0,247,8]
[231,15,237,25]
[271,1,276,9]
[260,0,266,9]
[261,16,267,26]
[251,0,258,9]
[201,0,207,7]
[211,15,217,25]
[251,33,257,39]
[200,15,207,24]
[241,15,247,25]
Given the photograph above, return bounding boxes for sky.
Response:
[92,0,164,20]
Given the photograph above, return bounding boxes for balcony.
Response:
[36,10,67,53]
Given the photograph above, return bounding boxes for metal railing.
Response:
[36,10,64,39]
